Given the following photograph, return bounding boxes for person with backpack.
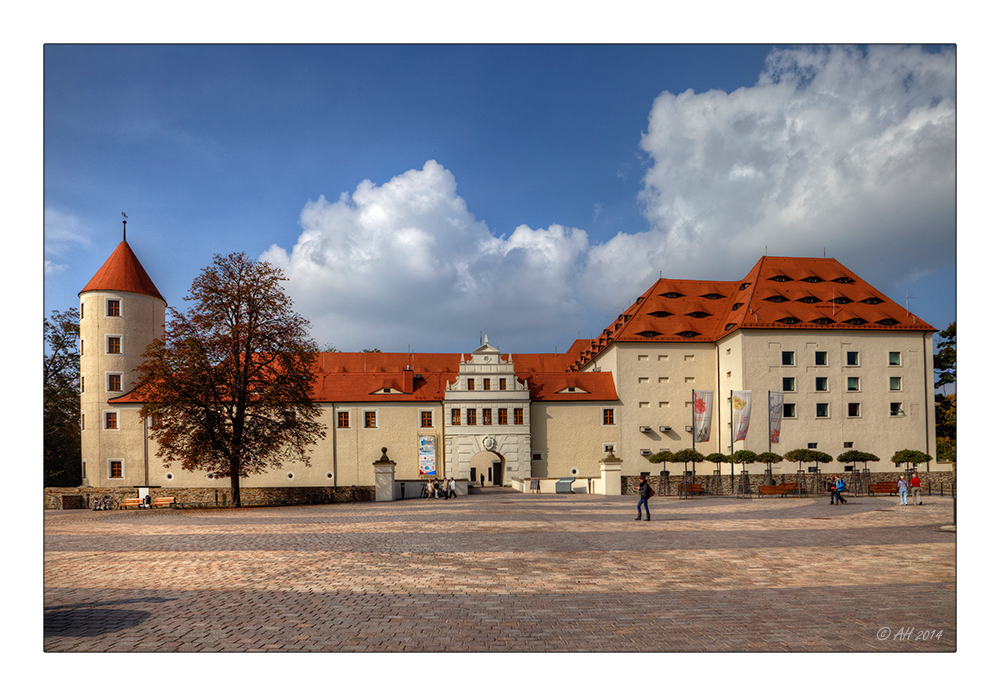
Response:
[635,474,653,521]
[834,475,847,505]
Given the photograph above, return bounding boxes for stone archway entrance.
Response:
[470,449,504,487]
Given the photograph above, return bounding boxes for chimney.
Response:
[403,366,414,394]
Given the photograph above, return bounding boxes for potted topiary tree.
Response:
[671,448,705,497]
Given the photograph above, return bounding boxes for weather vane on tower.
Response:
[122,212,127,241]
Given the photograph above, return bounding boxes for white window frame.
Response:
[106,371,124,393]
[847,402,862,418]
[336,409,351,429]
[105,334,123,355]
[781,351,795,366]
[815,351,828,366]
[105,296,123,317]
[602,407,617,426]
[418,410,434,428]
[846,376,861,392]
[889,376,902,391]
[816,403,830,418]
[107,458,124,479]
[845,350,860,366]
[888,351,902,366]
[103,409,120,430]
[815,376,829,392]
[362,409,379,429]
[782,377,796,392]
[782,403,797,419]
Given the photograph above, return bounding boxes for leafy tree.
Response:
[670,448,705,467]
[784,449,832,469]
[136,252,326,507]
[705,452,729,470]
[44,308,81,487]
[756,452,784,466]
[837,450,880,470]
[933,322,955,391]
[362,348,382,353]
[730,449,757,470]
[935,436,955,463]
[892,449,933,473]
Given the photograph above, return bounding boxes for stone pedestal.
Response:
[373,448,397,502]
[599,453,623,496]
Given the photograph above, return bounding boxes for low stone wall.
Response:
[621,470,956,497]
[44,485,375,510]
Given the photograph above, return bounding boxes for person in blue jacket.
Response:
[635,474,652,521]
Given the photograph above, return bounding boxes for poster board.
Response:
[418,436,436,476]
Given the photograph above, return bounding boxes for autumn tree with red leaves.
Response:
[136,252,324,507]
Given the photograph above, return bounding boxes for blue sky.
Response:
[44,44,956,354]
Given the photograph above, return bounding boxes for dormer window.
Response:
[676,331,700,338]
[845,318,868,325]
[686,311,710,318]
[876,318,900,326]
[797,296,820,304]
[832,276,854,284]
[731,302,743,310]
[739,283,752,290]
[764,295,788,303]
[830,297,852,304]
[637,331,662,338]
[802,276,823,283]
[811,317,835,325]
[769,275,791,282]
[777,317,801,325]
[701,293,724,300]
[648,311,673,318]
[861,297,885,305]
[660,292,684,299]
[724,323,736,331]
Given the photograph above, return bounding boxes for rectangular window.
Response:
[889,351,901,366]
[846,351,859,366]
[364,411,377,428]
[498,408,508,425]
[844,442,854,449]
[815,377,828,392]
[482,408,492,425]
[781,351,795,366]
[467,378,475,390]
[337,411,350,428]
[106,299,121,317]
[80,375,85,393]
[783,403,796,418]
[451,408,461,426]
[514,408,524,425]
[483,378,491,391]
[889,376,902,391]
[467,409,477,426]
[80,413,85,431]
[603,408,615,425]
[104,412,118,430]
[499,378,507,390]
[847,377,860,392]
[815,351,828,366]
[107,374,122,392]
[847,403,861,418]
[782,377,796,392]
[807,442,818,450]
[108,460,123,478]
[80,339,84,356]
[890,402,903,416]
[107,336,122,354]
[420,411,433,428]
[80,303,84,319]
[816,403,829,418]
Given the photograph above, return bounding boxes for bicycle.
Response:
[91,495,119,511]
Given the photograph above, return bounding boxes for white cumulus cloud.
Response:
[264,46,955,352]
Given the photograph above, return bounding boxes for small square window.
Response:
[889,351,901,366]
[104,412,118,430]
[781,351,795,366]
[844,442,854,448]
[816,403,829,418]
[783,403,796,418]
[890,402,903,416]
[451,409,461,426]
[498,408,508,425]
[815,351,828,366]
[106,299,121,317]
[108,460,123,478]
[514,408,524,425]
[107,374,122,392]
[603,408,615,425]
[847,377,860,391]
[107,336,122,354]
[815,377,828,392]
[782,377,796,392]
[889,376,902,391]
[337,411,350,428]
[483,378,491,391]
[499,378,507,390]
[847,403,861,418]
[846,351,859,366]
[467,379,475,390]
[363,411,377,428]
[807,442,818,449]
[420,411,433,428]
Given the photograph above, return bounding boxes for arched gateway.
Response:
[443,338,531,486]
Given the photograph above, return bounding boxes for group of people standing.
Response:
[425,477,457,499]
[898,473,922,505]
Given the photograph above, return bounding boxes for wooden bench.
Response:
[868,482,898,496]
[121,498,143,508]
[779,482,806,495]
[152,496,176,508]
[677,483,705,495]
[758,485,787,497]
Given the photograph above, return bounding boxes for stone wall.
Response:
[44,485,375,510]
[621,470,956,497]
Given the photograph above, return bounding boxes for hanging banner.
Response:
[732,390,752,442]
[693,390,714,443]
[418,435,436,476]
[768,392,783,444]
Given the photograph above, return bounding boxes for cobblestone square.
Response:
[44,489,956,653]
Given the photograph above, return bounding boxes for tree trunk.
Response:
[230,463,242,508]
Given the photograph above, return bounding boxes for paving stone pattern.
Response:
[44,489,955,652]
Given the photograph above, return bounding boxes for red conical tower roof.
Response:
[79,240,165,302]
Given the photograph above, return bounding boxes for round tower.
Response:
[78,232,166,487]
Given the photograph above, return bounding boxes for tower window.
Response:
[603,408,615,425]
[107,373,122,392]
[106,299,121,317]
[107,336,122,354]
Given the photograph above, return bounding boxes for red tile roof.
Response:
[79,241,165,302]
[571,256,935,370]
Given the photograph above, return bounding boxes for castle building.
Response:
[79,239,939,494]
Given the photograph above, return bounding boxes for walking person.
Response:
[829,475,839,505]
[834,475,847,505]
[635,474,652,521]
[909,472,922,505]
[897,475,909,505]
[480,473,485,488]
[448,477,457,499]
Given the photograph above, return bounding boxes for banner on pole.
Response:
[732,390,752,442]
[693,390,714,443]
[768,392,783,444]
